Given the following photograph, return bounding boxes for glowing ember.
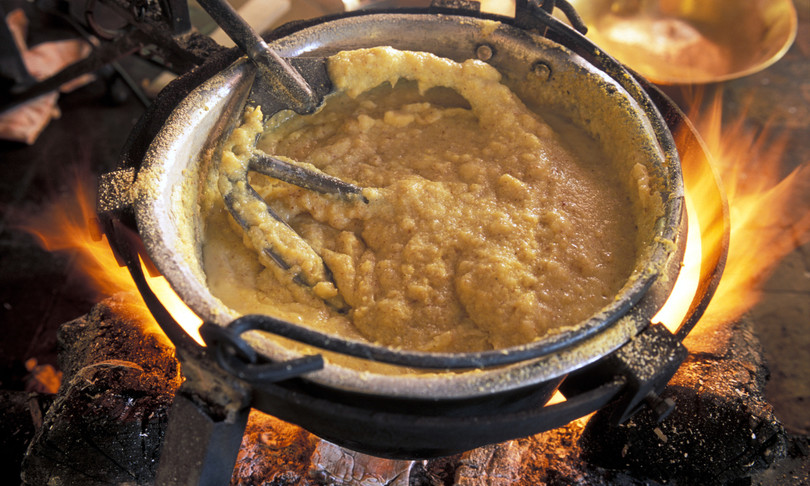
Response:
[19,168,204,346]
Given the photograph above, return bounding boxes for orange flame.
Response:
[19,168,204,346]
[699,96,810,317]
[657,90,810,337]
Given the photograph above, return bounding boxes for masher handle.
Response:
[196,0,318,113]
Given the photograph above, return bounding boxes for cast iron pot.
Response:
[103,2,688,458]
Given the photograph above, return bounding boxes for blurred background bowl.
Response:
[566,0,798,84]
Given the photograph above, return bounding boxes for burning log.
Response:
[233,413,415,485]
[52,294,180,387]
[310,440,414,485]
[578,317,788,484]
[20,294,180,486]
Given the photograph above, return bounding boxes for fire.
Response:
[698,97,810,327]
[655,91,810,337]
[19,168,205,346]
[21,171,136,301]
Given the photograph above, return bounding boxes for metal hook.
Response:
[199,321,324,384]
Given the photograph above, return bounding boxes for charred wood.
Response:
[578,318,788,484]
[20,295,180,486]
[0,391,53,484]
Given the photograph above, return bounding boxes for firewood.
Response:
[310,440,414,486]
[578,318,788,484]
[18,295,790,485]
[21,295,180,486]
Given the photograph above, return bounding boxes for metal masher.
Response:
[197,0,365,311]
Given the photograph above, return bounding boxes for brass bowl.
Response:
[567,0,798,84]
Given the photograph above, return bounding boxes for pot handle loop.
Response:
[199,321,325,384]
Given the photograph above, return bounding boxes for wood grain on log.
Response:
[21,295,180,486]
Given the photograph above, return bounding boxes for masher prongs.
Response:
[219,151,362,312]
[249,153,366,202]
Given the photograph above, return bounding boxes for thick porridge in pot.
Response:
[200,47,662,353]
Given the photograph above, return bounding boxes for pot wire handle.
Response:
[516,0,588,35]
[195,0,319,113]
